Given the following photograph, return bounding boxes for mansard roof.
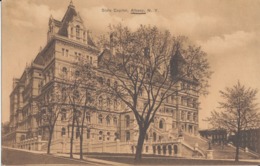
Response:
[58,3,78,37]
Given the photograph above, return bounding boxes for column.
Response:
[116,139,120,153]
[178,143,182,157]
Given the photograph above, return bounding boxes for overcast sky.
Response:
[2,0,260,129]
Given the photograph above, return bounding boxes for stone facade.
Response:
[3,2,200,156]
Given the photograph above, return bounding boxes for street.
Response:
[2,147,102,165]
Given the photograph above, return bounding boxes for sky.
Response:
[2,0,260,129]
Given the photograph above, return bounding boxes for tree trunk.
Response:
[134,128,146,164]
[80,135,83,160]
[235,131,240,162]
[70,114,76,159]
[47,128,53,154]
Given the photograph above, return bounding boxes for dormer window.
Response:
[76,25,80,39]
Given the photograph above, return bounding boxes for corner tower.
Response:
[47,1,95,46]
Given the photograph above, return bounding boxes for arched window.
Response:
[76,25,80,39]
[193,113,197,121]
[107,98,111,108]
[75,70,80,77]
[98,77,104,85]
[114,132,119,140]
[99,96,103,108]
[87,129,90,139]
[106,116,111,126]
[187,112,191,121]
[41,109,46,115]
[61,127,66,136]
[107,132,110,141]
[76,110,82,118]
[62,67,68,74]
[193,99,197,108]
[114,99,118,110]
[126,131,130,141]
[174,145,178,154]
[107,79,110,87]
[125,115,130,128]
[61,109,66,121]
[76,127,80,139]
[159,119,165,129]
[113,117,117,126]
[98,114,103,124]
[99,131,103,140]
[145,134,148,141]
[181,111,185,120]
[20,135,25,141]
[139,88,143,96]
[114,81,118,89]
[86,112,91,122]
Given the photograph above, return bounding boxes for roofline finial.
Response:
[70,0,74,6]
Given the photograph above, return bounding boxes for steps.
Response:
[182,132,258,159]
[212,144,258,159]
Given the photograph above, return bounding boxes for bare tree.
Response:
[58,55,99,159]
[57,65,82,159]
[36,85,66,154]
[73,59,98,160]
[98,24,212,163]
[207,81,260,162]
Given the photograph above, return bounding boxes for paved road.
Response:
[2,147,101,165]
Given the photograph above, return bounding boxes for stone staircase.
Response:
[212,144,258,159]
[182,132,258,159]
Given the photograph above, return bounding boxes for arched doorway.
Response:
[168,145,172,155]
[163,145,167,155]
[157,145,161,154]
[174,145,178,155]
[153,146,156,154]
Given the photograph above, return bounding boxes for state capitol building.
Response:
[3,2,201,157]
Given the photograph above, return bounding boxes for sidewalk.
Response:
[2,146,130,166]
[55,153,130,166]
[2,146,46,154]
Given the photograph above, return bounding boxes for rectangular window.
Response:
[66,49,69,57]
[62,48,65,56]
[90,57,93,64]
